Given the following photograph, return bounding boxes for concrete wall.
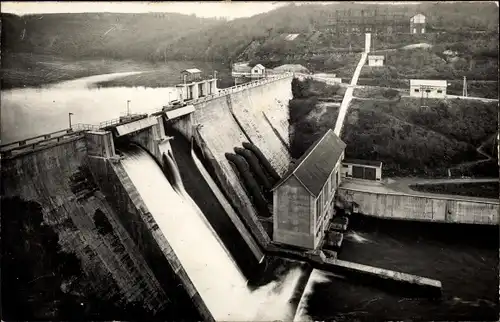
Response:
[125,116,166,162]
[337,188,498,225]
[85,131,116,158]
[273,176,313,249]
[341,163,382,181]
[87,155,212,321]
[409,86,447,98]
[1,138,169,313]
[168,76,293,246]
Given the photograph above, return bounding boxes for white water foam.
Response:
[120,147,304,321]
[346,231,370,244]
[293,269,332,322]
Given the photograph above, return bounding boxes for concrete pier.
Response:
[330,216,349,231]
[324,258,442,298]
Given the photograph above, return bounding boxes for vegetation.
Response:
[409,182,499,199]
[1,196,154,320]
[289,78,498,177]
[2,2,497,86]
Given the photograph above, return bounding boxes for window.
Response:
[421,28,425,33]
[437,90,443,93]
[413,28,417,34]
[414,89,420,92]
[425,89,431,93]
[316,195,321,219]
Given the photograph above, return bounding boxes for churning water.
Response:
[297,214,499,321]
[120,146,305,321]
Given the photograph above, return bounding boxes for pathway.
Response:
[340,177,498,203]
[448,134,496,174]
[334,52,368,136]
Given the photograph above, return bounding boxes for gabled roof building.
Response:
[272,129,346,250]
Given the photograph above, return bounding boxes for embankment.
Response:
[0,138,170,316]
[337,188,498,225]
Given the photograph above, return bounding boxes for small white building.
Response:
[368,55,385,67]
[341,159,382,181]
[410,79,447,99]
[410,14,426,34]
[251,64,266,77]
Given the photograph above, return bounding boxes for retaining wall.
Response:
[337,188,498,225]
[1,138,168,313]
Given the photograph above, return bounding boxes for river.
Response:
[297,214,499,321]
[1,73,498,321]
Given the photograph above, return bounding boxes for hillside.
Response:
[1,12,222,60]
[2,2,498,64]
[289,79,498,178]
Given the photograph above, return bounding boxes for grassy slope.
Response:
[290,79,498,178]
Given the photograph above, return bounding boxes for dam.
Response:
[1,73,309,320]
[1,66,498,320]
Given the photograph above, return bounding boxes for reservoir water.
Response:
[1,72,178,144]
[2,73,498,320]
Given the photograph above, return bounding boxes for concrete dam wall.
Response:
[0,138,171,314]
[171,75,293,244]
[337,188,498,225]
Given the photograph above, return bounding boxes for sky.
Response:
[1,1,288,19]
[2,1,495,19]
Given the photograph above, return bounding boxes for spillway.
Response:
[120,146,304,321]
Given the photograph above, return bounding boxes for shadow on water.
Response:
[305,213,499,321]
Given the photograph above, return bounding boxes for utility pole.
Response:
[127,100,131,116]
[463,76,468,97]
[68,112,73,130]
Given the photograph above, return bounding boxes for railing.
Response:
[182,72,294,107]
[0,128,86,157]
[1,128,76,151]
[1,72,294,158]
[98,113,146,128]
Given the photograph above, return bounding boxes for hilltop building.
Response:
[368,55,385,67]
[410,14,426,34]
[272,129,346,250]
[232,62,267,79]
[410,79,447,99]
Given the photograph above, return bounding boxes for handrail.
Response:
[1,72,294,156]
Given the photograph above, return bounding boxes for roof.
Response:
[342,158,382,167]
[368,55,385,60]
[272,129,346,197]
[252,64,265,70]
[410,79,447,87]
[182,68,202,74]
[410,13,426,23]
[285,34,300,41]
